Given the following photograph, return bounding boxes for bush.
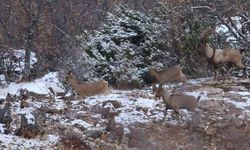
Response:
[78,5,172,86]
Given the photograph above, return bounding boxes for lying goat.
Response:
[65,72,108,98]
[155,87,200,115]
[149,65,187,88]
[200,27,247,78]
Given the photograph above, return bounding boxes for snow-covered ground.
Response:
[0,72,250,149]
[0,72,64,99]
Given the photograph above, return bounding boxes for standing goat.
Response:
[65,72,109,98]
[155,86,200,115]
[149,65,187,88]
[200,27,247,78]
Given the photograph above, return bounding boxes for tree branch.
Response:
[191,6,215,12]
[191,5,248,45]
[242,20,250,26]
[227,17,247,42]
[36,19,71,38]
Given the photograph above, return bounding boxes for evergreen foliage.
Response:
[78,5,169,86]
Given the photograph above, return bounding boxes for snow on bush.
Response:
[0,49,37,84]
[78,5,169,85]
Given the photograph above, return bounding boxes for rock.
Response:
[0,104,12,132]
[46,108,63,114]
[43,122,67,136]
[198,100,222,111]
[115,80,142,90]
[102,100,122,108]
[5,93,16,102]
[0,99,4,104]
[101,103,119,119]
[19,89,29,100]
[28,91,48,99]
[224,93,242,99]
[226,85,248,91]
[54,122,67,130]
[84,127,105,139]
[135,106,149,114]
[233,119,246,129]
[108,126,124,144]
[196,87,224,95]
[106,118,116,132]
[127,128,149,149]
[204,126,217,136]
[15,113,42,138]
[225,142,235,150]
[106,118,124,144]
[100,107,118,119]
[61,129,91,150]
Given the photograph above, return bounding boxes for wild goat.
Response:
[65,72,108,98]
[200,27,247,78]
[155,86,200,115]
[149,65,187,88]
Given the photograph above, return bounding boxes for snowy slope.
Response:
[0,72,250,149]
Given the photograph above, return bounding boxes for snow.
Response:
[215,16,245,46]
[224,90,250,112]
[0,72,64,99]
[228,91,250,96]
[184,91,208,101]
[67,119,92,128]
[78,6,168,85]
[25,112,35,125]
[0,71,250,148]
[0,75,7,86]
[215,24,229,33]
[225,98,250,112]
[0,134,60,149]
[0,124,5,133]
[13,50,37,72]
[115,110,151,125]
[84,90,165,125]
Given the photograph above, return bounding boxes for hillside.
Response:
[0,72,250,149]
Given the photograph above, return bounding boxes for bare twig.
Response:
[191,6,215,12]
[242,20,250,26]
[36,19,71,38]
[227,17,247,42]
[2,3,11,8]
[217,17,241,40]
[192,5,248,45]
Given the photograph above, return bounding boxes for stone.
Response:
[15,113,42,138]
[127,128,149,149]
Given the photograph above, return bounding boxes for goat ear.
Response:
[239,49,245,54]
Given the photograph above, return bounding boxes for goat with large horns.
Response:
[199,27,247,79]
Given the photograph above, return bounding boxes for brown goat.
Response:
[200,28,247,78]
[149,65,187,87]
[155,87,200,115]
[65,72,109,98]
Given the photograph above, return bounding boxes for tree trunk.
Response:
[23,23,35,81]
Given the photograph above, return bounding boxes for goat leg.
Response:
[172,110,182,120]
[214,69,219,79]
[158,83,163,88]
[222,64,233,80]
[162,107,169,121]
[226,63,233,74]
[243,67,248,78]
[163,107,168,117]
[213,64,220,79]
